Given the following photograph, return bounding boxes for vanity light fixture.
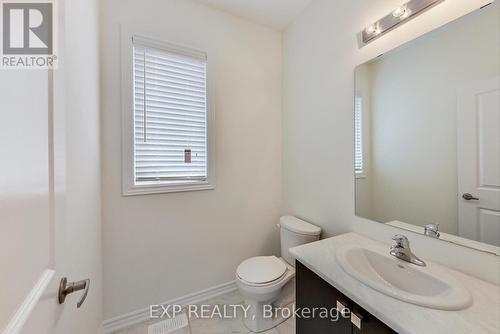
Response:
[361,0,445,45]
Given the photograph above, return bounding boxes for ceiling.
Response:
[196,0,314,31]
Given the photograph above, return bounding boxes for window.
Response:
[354,96,364,176]
[122,33,214,195]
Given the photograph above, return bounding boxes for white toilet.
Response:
[236,216,321,333]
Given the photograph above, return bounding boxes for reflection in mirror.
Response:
[354,2,500,255]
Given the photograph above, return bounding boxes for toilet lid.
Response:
[237,256,287,285]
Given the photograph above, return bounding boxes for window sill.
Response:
[355,173,367,179]
[122,181,215,196]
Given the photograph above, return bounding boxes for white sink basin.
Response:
[336,246,472,310]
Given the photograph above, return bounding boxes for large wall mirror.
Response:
[354,2,500,255]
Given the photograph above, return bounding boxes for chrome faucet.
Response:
[390,235,426,267]
[424,224,440,238]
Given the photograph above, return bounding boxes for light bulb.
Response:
[366,23,380,35]
[393,5,409,19]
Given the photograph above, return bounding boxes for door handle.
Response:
[462,193,479,201]
[58,277,90,308]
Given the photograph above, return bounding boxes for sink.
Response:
[336,246,472,310]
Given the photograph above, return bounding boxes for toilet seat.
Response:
[236,256,287,286]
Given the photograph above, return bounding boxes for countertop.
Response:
[289,232,500,334]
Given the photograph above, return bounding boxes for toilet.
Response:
[236,216,321,333]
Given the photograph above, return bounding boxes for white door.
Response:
[0,64,72,334]
[458,76,500,247]
[1,0,97,333]
[0,66,57,334]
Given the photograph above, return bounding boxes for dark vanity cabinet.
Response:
[296,261,397,334]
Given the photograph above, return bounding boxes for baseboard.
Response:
[101,280,237,334]
[2,269,55,334]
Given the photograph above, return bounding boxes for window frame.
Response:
[121,27,215,196]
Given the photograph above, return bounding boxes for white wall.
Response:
[283,0,500,284]
[100,0,282,319]
[355,4,499,235]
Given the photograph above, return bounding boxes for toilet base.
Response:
[242,299,293,333]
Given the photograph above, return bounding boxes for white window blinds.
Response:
[133,41,208,184]
[354,96,364,174]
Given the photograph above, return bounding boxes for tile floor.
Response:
[113,280,296,334]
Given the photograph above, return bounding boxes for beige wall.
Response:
[355,3,499,234]
[283,0,500,284]
[100,0,282,319]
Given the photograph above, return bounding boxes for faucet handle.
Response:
[392,234,409,248]
[424,224,440,238]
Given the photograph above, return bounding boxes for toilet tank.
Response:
[279,216,321,266]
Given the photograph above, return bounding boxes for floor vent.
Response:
[148,313,189,334]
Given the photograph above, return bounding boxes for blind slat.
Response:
[135,130,206,138]
[136,60,205,78]
[135,89,206,103]
[135,96,206,110]
[135,103,206,115]
[135,48,206,69]
[135,66,206,85]
[135,85,206,100]
[134,75,206,91]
